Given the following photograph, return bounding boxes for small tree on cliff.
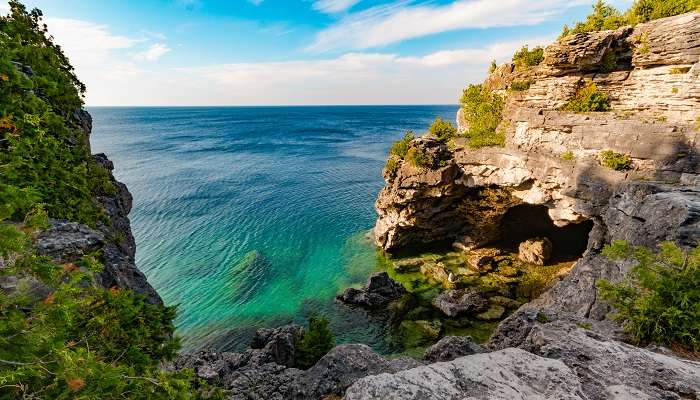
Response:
[295,315,336,369]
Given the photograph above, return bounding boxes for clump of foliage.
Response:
[488,59,497,74]
[0,2,222,398]
[384,157,399,174]
[628,0,700,24]
[389,131,414,158]
[562,82,611,112]
[561,0,700,37]
[601,52,618,72]
[459,84,506,148]
[597,241,700,352]
[0,1,115,227]
[669,66,691,74]
[428,117,457,142]
[512,45,544,70]
[561,150,575,161]
[295,315,335,370]
[632,32,650,54]
[405,146,433,169]
[600,150,632,170]
[509,80,532,92]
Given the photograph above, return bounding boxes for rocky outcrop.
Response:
[375,12,700,253]
[336,272,407,308]
[173,326,421,400]
[432,288,488,317]
[346,320,700,400]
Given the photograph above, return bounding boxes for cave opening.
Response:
[498,204,593,262]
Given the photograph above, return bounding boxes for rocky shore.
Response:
[22,11,700,400]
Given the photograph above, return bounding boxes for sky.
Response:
[1,0,632,106]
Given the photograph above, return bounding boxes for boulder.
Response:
[337,272,406,308]
[432,288,488,317]
[518,237,553,265]
[345,348,585,400]
[476,304,506,321]
[464,247,502,271]
[248,324,304,368]
[422,336,486,362]
[420,262,450,286]
[35,220,104,262]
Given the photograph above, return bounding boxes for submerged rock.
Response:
[423,336,486,362]
[518,237,553,266]
[432,288,488,317]
[476,304,506,321]
[337,272,406,308]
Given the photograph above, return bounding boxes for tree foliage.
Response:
[459,84,505,148]
[295,315,335,370]
[512,46,544,70]
[598,241,700,352]
[428,117,457,143]
[562,82,611,112]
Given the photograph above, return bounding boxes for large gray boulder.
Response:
[346,348,585,400]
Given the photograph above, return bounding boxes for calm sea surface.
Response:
[89,105,458,352]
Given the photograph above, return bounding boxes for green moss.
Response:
[671,87,679,94]
[577,321,594,330]
[561,150,575,161]
[512,45,544,70]
[562,82,611,112]
[600,150,632,170]
[670,67,691,74]
[536,312,551,323]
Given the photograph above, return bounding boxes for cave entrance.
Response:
[498,204,593,262]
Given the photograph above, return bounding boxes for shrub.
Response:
[460,84,505,149]
[561,150,574,161]
[601,52,618,72]
[600,150,632,170]
[295,315,335,369]
[562,1,628,37]
[405,146,433,169]
[428,117,457,142]
[385,157,399,174]
[488,59,497,74]
[670,67,691,74]
[628,0,700,24]
[512,45,544,70]
[509,80,532,92]
[389,131,414,158]
[597,241,700,351]
[562,82,611,112]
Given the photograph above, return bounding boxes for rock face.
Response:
[336,272,407,307]
[518,237,553,265]
[374,12,700,253]
[346,321,700,400]
[173,328,422,400]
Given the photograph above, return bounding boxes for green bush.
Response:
[405,146,433,169]
[459,84,505,148]
[597,241,700,351]
[428,117,457,142]
[562,82,611,112]
[488,59,497,74]
[561,0,699,37]
[509,80,532,92]
[389,131,414,158]
[601,52,618,72]
[561,150,574,161]
[295,315,335,369]
[600,150,632,170]
[385,157,399,174]
[512,45,544,70]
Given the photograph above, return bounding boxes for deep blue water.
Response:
[89,105,458,352]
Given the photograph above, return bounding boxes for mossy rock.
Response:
[393,257,424,273]
[475,305,506,321]
[489,296,522,309]
[398,319,443,348]
[496,265,519,277]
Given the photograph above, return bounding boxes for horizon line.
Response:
[85,103,460,108]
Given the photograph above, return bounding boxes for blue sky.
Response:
[3,0,632,105]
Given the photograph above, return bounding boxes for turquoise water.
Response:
[89,106,458,352]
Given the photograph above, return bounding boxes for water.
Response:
[89,105,458,352]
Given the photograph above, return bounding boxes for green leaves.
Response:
[295,315,335,370]
[562,82,611,113]
[597,241,700,352]
[428,117,457,143]
[459,84,505,149]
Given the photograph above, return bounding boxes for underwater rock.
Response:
[476,305,506,321]
[420,262,450,287]
[399,320,443,347]
[337,272,407,308]
[392,257,424,273]
[518,237,553,266]
[432,288,488,317]
[423,336,487,362]
[464,247,502,271]
[489,295,522,309]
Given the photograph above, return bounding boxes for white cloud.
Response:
[308,0,589,52]
[313,0,361,14]
[134,43,171,61]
